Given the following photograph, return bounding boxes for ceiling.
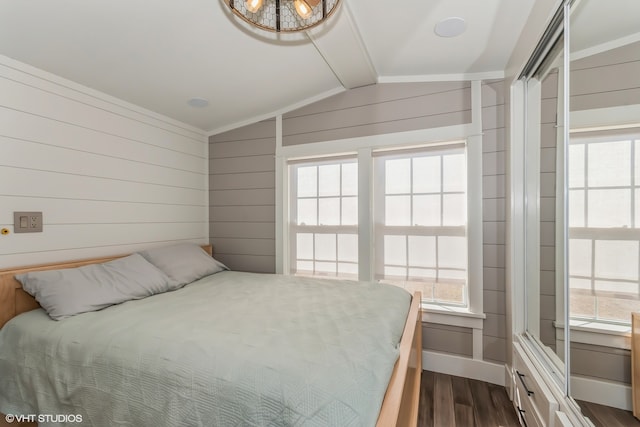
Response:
[0,0,539,134]
[570,0,640,55]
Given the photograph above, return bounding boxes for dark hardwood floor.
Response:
[419,370,520,426]
[418,370,640,426]
[577,400,640,427]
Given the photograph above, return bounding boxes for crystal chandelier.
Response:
[222,0,341,33]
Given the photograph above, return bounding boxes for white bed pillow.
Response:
[138,243,228,286]
[16,253,175,321]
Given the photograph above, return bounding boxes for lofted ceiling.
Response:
[0,0,539,134]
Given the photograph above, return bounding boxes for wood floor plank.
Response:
[420,371,640,426]
[419,370,435,427]
[469,378,499,427]
[451,374,473,406]
[451,375,475,426]
[489,383,520,426]
[421,371,517,427]
[433,372,456,427]
[454,402,475,426]
[577,400,640,427]
[577,400,599,424]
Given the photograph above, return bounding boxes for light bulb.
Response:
[246,0,263,13]
[294,0,313,19]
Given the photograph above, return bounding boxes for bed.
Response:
[0,245,421,427]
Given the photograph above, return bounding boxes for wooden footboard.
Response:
[377,291,422,427]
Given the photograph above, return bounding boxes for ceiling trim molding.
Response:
[377,70,505,83]
[571,32,640,62]
[306,1,377,89]
[341,1,378,81]
[207,86,346,136]
[0,54,208,140]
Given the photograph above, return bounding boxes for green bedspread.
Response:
[0,271,411,427]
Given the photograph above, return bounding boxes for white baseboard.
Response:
[571,375,632,411]
[422,350,506,386]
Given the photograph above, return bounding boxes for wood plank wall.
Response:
[481,80,508,364]
[539,70,559,352]
[0,56,209,269]
[209,80,509,364]
[209,119,276,273]
[571,41,640,112]
[282,82,471,145]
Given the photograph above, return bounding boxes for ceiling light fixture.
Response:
[222,0,341,33]
[246,0,263,13]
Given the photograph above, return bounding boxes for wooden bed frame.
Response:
[0,246,422,427]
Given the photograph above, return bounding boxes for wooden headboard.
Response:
[0,245,213,329]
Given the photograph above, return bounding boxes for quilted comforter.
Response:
[0,271,411,427]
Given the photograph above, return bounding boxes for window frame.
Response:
[288,156,359,279]
[275,81,485,323]
[373,145,469,307]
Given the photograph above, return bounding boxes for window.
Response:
[289,157,358,279]
[569,130,640,324]
[278,124,483,317]
[374,145,468,305]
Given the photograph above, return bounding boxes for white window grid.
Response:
[569,132,640,324]
[289,158,358,279]
[374,146,468,306]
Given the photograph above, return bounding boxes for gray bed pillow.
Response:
[16,253,174,321]
[138,243,228,287]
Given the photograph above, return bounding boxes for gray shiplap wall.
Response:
[282,81,471,145]
[423,324,473,357]
[209,119,276,273]
[571,41,640,112]
[540,70,559,351]
[482,80,508,363]
[209,80,508,364]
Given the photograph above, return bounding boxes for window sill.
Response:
[554,320,631,350]
[421,303,485,329]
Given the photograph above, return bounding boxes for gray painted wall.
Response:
[482,80,508,363]
[423,323,473,357]
[209,80,508,364]
[209,119,276,273]
[282,81,471,146]
[571,41,640,112]
[540,70,559,352]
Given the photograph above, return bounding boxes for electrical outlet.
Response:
[14,211,43,233]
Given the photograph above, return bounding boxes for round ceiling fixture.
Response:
[222,0,341,33]
[187,98,209,108]
[434,17,467,38]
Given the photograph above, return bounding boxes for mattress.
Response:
[0,271,411,427]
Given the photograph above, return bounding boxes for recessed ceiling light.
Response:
[434,17,467,38]
[187,97,209,108]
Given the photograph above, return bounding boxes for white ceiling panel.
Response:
[348,0,536,78]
